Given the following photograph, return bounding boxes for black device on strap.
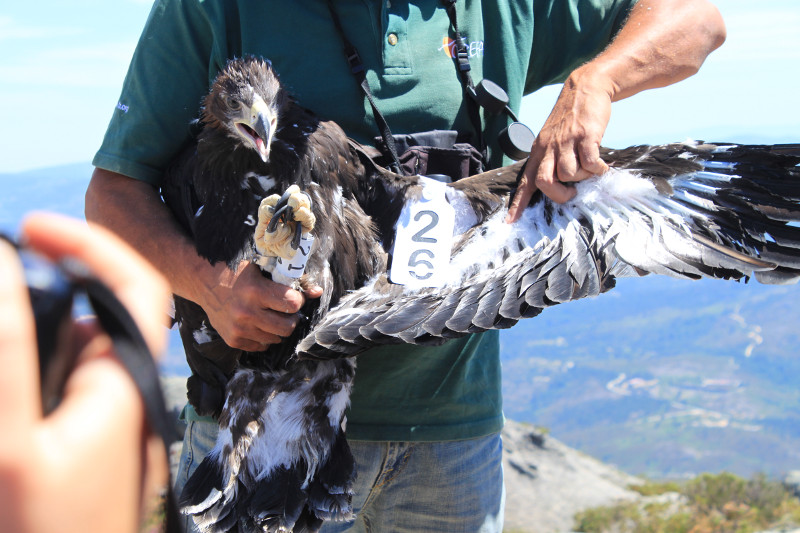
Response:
[440,0,535,159]
[439,0,486,156]
[5,236,184,533]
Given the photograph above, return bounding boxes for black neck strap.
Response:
[326,0,402,173]
[326,0,486,170]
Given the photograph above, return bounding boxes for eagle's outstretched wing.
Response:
[297,142,800,359]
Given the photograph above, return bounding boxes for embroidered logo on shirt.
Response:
[439,36,484,59]
[116,102,130,114]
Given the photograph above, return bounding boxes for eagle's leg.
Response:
[179,358,357,533]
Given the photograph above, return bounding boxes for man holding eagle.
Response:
[86,1,727,531]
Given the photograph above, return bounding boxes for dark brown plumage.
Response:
[161,56,392,532]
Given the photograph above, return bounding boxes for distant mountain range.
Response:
[3,160,799,480]
[0,162,191,374]
[0,162,93,233]
[500,274,800,479]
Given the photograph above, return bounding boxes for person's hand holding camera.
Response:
[0,214,171,533]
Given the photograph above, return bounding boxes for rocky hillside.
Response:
[501,420,641,533]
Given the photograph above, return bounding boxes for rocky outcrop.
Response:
[785,471,800,499]
[501,420,642,533]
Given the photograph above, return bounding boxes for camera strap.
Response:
[326,0,487,173]
[440,0,486,156]
[2,231,185,533]
[82,277,184,533]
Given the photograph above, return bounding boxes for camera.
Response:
[2,235,81,414]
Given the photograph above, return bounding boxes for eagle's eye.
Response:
[225,95,242,111]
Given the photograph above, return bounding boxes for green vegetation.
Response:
[574,503,692,533]
[574,472,800,533]
[629,480,683,497]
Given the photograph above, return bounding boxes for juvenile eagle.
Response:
[161,56,800,532]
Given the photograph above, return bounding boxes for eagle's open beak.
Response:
[236,96,275,163]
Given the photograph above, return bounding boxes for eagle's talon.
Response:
[275,187,295,209]
[255,185,316,261]
[267,203,292,233]
[292,222,303,250]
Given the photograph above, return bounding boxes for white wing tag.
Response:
[390,177,455,288]
[275,232,315,279]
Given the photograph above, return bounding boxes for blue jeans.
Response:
[174,408,505,533]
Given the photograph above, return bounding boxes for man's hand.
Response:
[200,260,323,352]
[505,0,726,223]
[507,72,611,221]
[0,214,170,533]
[86,168,322,355]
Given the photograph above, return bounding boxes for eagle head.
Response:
[203,56,288,162]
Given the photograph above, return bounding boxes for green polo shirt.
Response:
[94,0,636,442]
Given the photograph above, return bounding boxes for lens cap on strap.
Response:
[499,121,536,161]
[472,80,536,160]
[473,80,509,114]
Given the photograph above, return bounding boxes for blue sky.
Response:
[0,0,798,173]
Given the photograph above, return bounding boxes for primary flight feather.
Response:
[161,56,800,532]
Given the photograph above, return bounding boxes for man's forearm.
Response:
[84,167,221,303]
[507,0,725,218]
[574,0,726,103]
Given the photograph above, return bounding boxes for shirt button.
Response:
[387,33,398,46]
